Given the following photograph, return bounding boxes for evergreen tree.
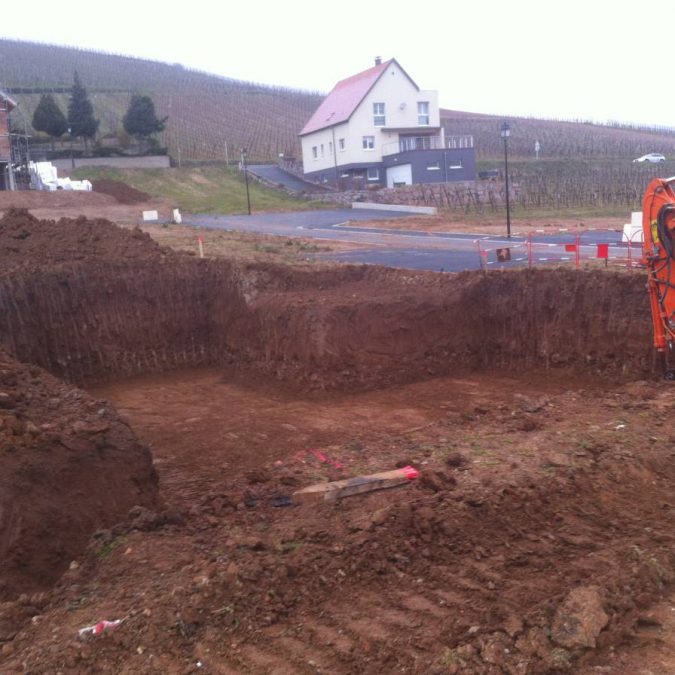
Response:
[32,94,68,147]
[123,95,167,151]
[67,71,98,150]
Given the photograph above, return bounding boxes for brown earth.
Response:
[0,209,674,673]
[90,179,151,205]
[0,185,171,223]
[0,345,158,604]
[350,213,626,235]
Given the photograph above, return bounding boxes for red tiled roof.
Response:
[300,59,417,136]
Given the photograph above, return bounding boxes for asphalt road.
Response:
[186,209,630,273]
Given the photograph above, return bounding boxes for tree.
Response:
[32,94,68,148]
[67,71,98,151]
[123,95,167,152]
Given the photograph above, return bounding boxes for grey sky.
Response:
[1,0,668,128]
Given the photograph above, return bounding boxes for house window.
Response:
[426,161,441,171]
[373,102,385,126]
[362,136,375,150]
[449,158,463,169]
[417,101,430,125]
[320,144,324,158]
[312,146,318,160]
[339,138,345,151]
[367,167,379,181]
[328,141,333,154]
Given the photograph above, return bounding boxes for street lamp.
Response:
[67,126,74,170]
[501,121,512,238]
[240,148,251,216]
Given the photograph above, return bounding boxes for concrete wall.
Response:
[52,155,171,171]
[384,148,476,184]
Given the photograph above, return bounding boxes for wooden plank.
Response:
[293,466,419,504]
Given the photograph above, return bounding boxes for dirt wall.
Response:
[0,260,653,389]
[0,347,158,600]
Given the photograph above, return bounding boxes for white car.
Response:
[633,153,666,163]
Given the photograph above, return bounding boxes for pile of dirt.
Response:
[0,208,175,275]
[0,189,117,213]
[0,345,159,602]
[91,179,151,205]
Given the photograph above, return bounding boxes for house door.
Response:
[386,163,412,188]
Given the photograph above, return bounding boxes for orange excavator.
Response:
[643,177,675,379]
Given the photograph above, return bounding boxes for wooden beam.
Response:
[293,466,419,504]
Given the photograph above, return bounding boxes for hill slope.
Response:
[441,109,675,160]
[0,39,321,162]
[2,39,675,163]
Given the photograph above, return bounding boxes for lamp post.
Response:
[240,148,251,216]
[67,126,75,170]
[501,121,511,238]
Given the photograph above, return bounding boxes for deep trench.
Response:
[0,260,655,389]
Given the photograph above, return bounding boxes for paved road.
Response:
[186,209,630,273]
[247,165,330,193]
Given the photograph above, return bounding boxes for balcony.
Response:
[382,134,474,156]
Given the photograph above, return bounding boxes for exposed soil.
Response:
[348,214,627,235]
[0,345,158,603]
[0,186,170,223]
[0,208,175,275]
[90,179,151,205]
[0,208,673,673]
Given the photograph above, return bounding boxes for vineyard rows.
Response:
[442,112,675,160]
[378,160,673,212]
[2,39,675,165]
[0,39,321,162]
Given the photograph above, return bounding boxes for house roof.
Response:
[300,59,418,136]
[0,89,17,111]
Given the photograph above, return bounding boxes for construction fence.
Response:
[475,229,643,272]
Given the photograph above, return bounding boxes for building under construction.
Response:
[0,89,31,191]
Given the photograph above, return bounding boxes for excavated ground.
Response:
[0,209,674,674]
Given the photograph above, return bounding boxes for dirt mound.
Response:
[0,346,159,601]
[0,189,116,213]
[0,208,175,276]
[91,179,151,205]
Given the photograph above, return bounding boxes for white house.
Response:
[299,58,475,188]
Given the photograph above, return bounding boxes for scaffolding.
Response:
[0,90,31,191]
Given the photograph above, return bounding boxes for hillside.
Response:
[2,38,675,163]
[0,39,322,162]
[441,109,675,160]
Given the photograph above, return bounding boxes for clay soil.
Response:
[0,209,674,674]
[350,213,626,235]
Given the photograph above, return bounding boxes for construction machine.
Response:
[642,176,675,379]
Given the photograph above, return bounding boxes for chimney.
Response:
[374,56,382,66]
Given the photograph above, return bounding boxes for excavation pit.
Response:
[1,210,674,673]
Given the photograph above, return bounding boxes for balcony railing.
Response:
[447,135,474,149]
[382,134,474,156]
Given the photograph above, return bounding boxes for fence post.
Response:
[627,235,632,268]
[476,240,487,273]
[527,233,533,269]
[575,233,581,269]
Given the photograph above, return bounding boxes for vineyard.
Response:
[2,39,675,165]
[441,110,675,160]
[0,39,322,162]
[371,158,675,213]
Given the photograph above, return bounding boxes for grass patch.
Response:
[73,164,329,215]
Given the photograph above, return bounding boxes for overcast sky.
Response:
[1,0,668,128]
